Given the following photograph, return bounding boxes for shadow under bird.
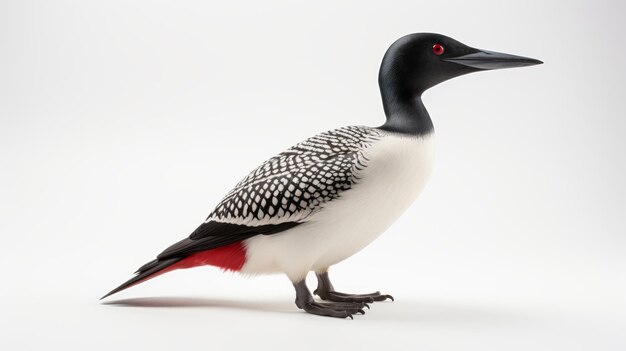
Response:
[102,33,542,318]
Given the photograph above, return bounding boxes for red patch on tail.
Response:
[133,242,247,286]
[169,241,247,272]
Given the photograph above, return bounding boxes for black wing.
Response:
[155,221,301,261]
[134,221,300,274]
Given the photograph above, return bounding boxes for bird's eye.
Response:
[432,43,445,56]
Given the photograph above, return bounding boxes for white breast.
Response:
[241,131,435,282]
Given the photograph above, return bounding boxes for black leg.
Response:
[293,279,367,319]
[314,271,394,303]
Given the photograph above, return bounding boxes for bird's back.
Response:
[206,125,384,226]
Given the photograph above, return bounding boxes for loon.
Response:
[102,33,542,318]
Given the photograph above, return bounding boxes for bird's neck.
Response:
[379,94,434,135]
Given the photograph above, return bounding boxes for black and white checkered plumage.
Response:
[207,126,383,226]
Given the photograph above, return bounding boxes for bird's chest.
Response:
[309,132,436,268]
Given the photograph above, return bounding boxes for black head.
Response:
[379,33,542,134]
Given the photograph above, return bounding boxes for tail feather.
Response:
[101,241,248,300]
[134,259,160,274]
[100,257,182,300]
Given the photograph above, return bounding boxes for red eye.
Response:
[432,43,445,55]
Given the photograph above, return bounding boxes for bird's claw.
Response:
[316,290,394,303]
[300,300,366,319]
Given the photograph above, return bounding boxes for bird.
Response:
[102,33,542,318]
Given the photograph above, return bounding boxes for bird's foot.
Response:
[293,278,368,319]
[314,289,394,303]
[299,299,367,319]
[314,271,394,303]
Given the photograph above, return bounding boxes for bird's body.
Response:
[240,127,435,281]
[103,33,541,318]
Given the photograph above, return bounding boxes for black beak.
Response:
[444,49,543,70]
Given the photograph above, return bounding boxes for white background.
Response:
[1,0,625,350]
